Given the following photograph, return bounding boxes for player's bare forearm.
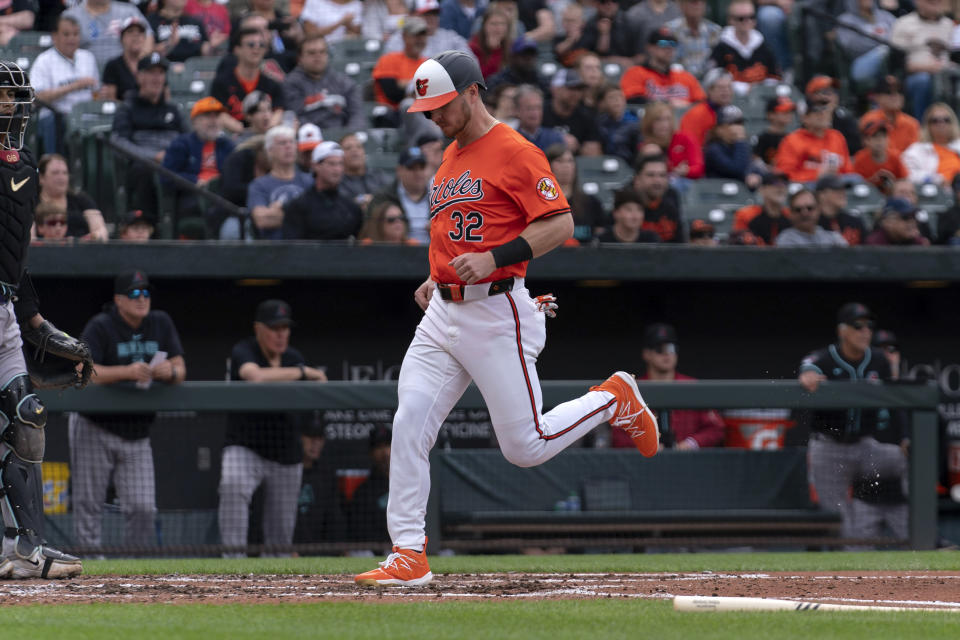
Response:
[521,212,574,257]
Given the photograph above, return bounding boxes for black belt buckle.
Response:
[437,284,463,302]
[487,277,515,296]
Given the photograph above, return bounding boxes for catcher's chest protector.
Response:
[0,148,35,286]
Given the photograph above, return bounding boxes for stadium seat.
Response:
[916,183,954,213]
[682,178,754,219]
[182,56,222,82]
[366,151,399,172]
[365,127,403,152]
[576,155,633,192]
[0,49,37,71]
[363,101,393,128]
[7,31,52,56]
[845,181,884,220]
[330,38,382,64]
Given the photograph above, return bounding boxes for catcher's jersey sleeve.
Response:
[428,124,570,284]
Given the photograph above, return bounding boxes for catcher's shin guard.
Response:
[0,374,45,463]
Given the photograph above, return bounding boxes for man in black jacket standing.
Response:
[283,141,362,240]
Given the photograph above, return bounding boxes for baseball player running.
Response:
[0,62,93,579]
[355,51,659,587]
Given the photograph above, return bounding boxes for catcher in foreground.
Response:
[0,61,93,579]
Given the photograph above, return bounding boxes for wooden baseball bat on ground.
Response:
[673,596,960,613]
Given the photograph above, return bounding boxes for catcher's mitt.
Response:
[21,320,94,389]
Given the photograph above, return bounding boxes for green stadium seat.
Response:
[7,31,52,56]
[182,56,222,82]
[366,151,399,172]
[682,178,754,219]
[363,101,392,127]
[576,155,633,192]
[916,182,954,213]
[845,181,885,220]
[0,49,38,71]
[364,127,403,152]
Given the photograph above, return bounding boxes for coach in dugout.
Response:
[797,302,906,541]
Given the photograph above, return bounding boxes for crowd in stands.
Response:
[13,0,960,246]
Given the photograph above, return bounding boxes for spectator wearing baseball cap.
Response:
[815,174,868,246]
[371,17,429,117]
[835,0,896,95]
[872,329,901,380]
[860,76,920,155]
[161,96,236,237]
[486,37,549,95]
[102,17,150,102]
[544,68,605,156]
[665,0,722,80]
[753,96,796,167]
[774,99,854,184]
[221,298,327,556]
[688,219,717,246]
[709,0,780,89]
[296,122,322,170]
[733,170,791,246]
[805,74,863,155]
[704,105,752,181]
[111,51,186,220]
[852,119,907,196]
[678,68,734,147]
[116,209,155,242]
[626,0,681,56]
[612,322,724,451]
[596,188,662,244]
[621,27,706,108]
[282,141,363,240]
[865,198,930,246]
[381,0,474,61]
[369,146,432,244]
[901,103,960,187]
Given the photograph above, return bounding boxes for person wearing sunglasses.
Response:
[610,323,724,451]
[68,270,186,555]
[798,302,906,543]
[621,27,705,108]
[901,102,960,187]
[865,197,931,246]
[32,202,70,243]
[708,0,779,88]
[774,188,849,246]
[212,26,285,134]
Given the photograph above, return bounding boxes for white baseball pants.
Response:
[387,279,618,549]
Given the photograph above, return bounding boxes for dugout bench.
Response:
[427,448,844,551]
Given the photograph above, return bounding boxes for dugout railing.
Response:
[38,380,940,556]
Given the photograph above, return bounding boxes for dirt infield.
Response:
[2,571,960,607]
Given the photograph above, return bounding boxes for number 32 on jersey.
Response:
[448,210,484,242]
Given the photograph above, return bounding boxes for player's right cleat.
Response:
[0,557,12,579]
[2,537,82,579]
[354,538,433,587]
[591,371,660,457]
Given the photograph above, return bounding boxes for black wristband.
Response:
[490,236,533,269]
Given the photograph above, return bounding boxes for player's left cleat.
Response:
[0,557,12,579]
[354,538,433,587]
[2,537,82,579]
[591,371,660,457]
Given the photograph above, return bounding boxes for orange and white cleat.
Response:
[591,371,660,457]
[354,538,433,587]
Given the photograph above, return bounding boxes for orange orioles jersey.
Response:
[428,123,571,285]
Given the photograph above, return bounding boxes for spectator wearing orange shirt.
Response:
[859,75,920,155]
[372,17,429,114]
[678,68,733,146]
[774,100,853,184]
[709,0,779,91]
[901,102,960,186]
[211,27,285,135]
[852,120,907,195]
[162,97,236,237]
[621,27,705,107]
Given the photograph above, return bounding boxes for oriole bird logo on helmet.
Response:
[416,78,429,96]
